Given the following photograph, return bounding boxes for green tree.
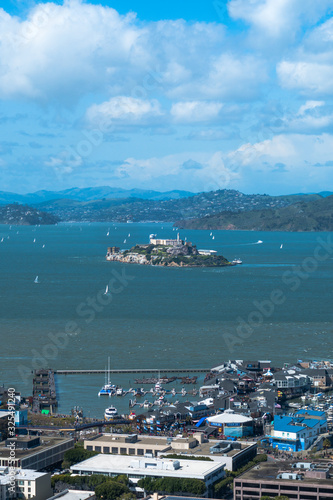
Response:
[62,447,98,469]
[95,481,129,500]
[137,477,206,496]
[323,438,331,449]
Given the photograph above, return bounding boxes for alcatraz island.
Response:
[106,233,235,267]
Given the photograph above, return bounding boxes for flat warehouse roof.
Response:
[71,454,224,480]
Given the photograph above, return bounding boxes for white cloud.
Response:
[86,96,162,126]
[228,0,332,39]
[113,151,239,192]
[277,61,333,95]
[169,54,267,100]
[297,100,325,116]
[0,1,146,102]
[224,133,333,194]
[0,1,266,104]
[171,101,223,123]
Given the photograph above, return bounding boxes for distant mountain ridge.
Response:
[29,189,323,223]
[0,187,329,228]
[0,187,195,205]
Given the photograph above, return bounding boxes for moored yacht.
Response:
[104,406,118,419]
[98,357,116,396]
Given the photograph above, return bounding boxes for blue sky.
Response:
[0,0,333,195]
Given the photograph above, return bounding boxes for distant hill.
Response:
[0,204,59,225]
[29,189,322,223]
[175,195,333,232]
[0,187,195,205]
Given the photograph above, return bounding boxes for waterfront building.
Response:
[272,372,311,392]
[0,409,28,427]
[71,454,225,497]
[267,414,327,452]
[0,467,52,500]
[0,436,74,470]
[206,410,254,437]
[234,461,333,500]
[84,433,257,471]
[149,233,185,246]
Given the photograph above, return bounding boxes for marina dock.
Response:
[55,368,209,375]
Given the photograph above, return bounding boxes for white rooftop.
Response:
[207,411,253,425]
[47,490,95,500]
[71,454,224,480]
[0,467,48,484]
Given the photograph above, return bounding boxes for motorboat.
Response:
[104,406,118,419]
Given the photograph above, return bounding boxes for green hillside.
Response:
[176,196,333,232]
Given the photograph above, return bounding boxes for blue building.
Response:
[0,409,28,427]
[267,414,327,452]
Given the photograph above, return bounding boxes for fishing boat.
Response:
[232,258,242,265]
[34,276,39,284]
[98,357,116,396]
[104,406,118,419]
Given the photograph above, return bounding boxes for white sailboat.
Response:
[34,276,39,284]
[33,238,36,243]
[104,285,109,295]
[106,231,109,236]
[212,236,215,240]
[123,239,126,243]
[280,244,283,249]
[98,357,116,396]
[128,233,130,237]
[0,237,3,243]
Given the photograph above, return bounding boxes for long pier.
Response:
[55,368,209,375]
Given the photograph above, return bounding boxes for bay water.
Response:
[0,222,332,417]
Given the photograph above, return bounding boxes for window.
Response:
[145,449,153,455]
[137,449,144,456]
[120,448,127,454]
[112,447,118,454]
[95,446,101,452]
[129,448,135,455]
[86,446,93,451]
[103,447,110,453]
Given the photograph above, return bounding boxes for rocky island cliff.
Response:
[106,234,231,267]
